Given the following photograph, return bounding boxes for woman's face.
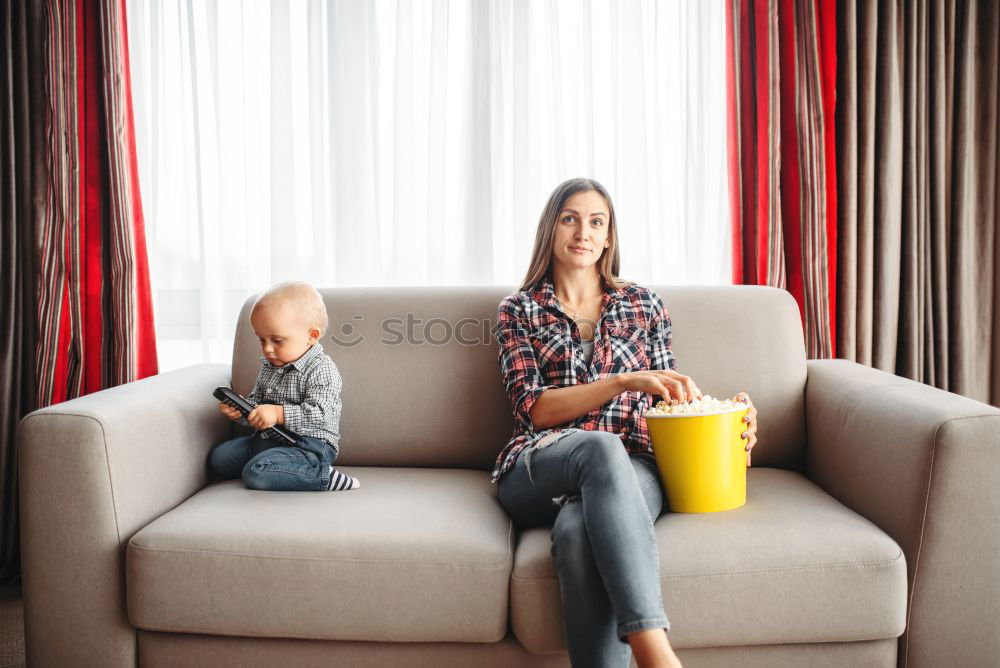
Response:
[550,189,611,272]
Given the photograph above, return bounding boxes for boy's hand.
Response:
[247,404,284,430]
[219,402,242,422]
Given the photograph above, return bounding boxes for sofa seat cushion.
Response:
[510,468,908,653]
[127,467,513,642]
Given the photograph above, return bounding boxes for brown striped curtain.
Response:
[0,0,158,585]
[0,0,40,587]
[726,0,839,359]
[36,0,158,404]
[837,0,1000,407]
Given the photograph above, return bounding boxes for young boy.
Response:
[209,281,360,491]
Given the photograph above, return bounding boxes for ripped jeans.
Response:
[209,432,338,491]
[497,429,669,668]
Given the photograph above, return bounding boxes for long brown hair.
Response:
[519,178,633,292]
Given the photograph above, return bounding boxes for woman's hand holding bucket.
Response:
[734,392,758,467]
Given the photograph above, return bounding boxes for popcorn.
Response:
[646,395,745,416]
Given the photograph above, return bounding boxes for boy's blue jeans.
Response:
[497,429,670,668]
[209,432,338,491]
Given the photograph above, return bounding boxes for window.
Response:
[127,0,729,371]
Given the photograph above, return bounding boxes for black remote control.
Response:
[213,386,298,445]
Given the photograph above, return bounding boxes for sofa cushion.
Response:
[127,467,513,642]
[510,468,907,653]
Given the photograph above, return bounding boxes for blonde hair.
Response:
[519,178,633,292]
[252,281,329,335]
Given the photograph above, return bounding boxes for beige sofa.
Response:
[19,286,1000,667]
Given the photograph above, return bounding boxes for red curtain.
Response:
[725,0,838,358]
[36,0,157,406]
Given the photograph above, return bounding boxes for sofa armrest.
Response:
[805,359,1000,668]
[18,363,232,668]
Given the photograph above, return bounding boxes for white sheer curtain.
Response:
[127,0,730,372]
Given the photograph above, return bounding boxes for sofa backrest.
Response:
[232,285,807,472]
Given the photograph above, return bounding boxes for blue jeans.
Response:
[209,432,338,491]
[497,430,669,668]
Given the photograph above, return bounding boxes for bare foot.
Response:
[628,628,683,668]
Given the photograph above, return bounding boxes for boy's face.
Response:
[250,302,320,367]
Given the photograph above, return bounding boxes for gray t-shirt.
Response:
[581,337,595,365]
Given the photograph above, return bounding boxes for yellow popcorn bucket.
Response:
[645,405,750,513]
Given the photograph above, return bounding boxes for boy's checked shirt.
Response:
[491,276,676,483]
[239,342,343,450]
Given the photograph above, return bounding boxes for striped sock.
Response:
[327,467,360,491]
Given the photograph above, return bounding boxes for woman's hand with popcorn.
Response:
[622,369,703,404]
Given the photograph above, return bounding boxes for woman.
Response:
[493,178,758,668]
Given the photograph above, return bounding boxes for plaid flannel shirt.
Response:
[491,276,676,483]
[239,342,343,450]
